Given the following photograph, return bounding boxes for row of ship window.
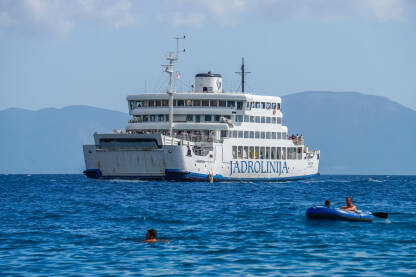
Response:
[129,100,281,110]
[130,114,282,124]
[230,130,287,140]
[232,146,303,160]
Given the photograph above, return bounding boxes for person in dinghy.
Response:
[341,197,357,212]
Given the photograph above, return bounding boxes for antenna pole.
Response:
[163,35,186,137]
[235,57,251,93]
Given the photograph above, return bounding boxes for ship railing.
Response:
[163,134,221,145]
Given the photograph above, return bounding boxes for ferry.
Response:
[83,37,320,181]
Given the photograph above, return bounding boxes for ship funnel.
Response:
[194,72,222,93]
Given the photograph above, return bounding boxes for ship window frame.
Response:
[261,116,265,123]
[250,131,254,139]
[227,101,236,108]
[266,132,271,139]
[260,131,265,139]
[210,100,218,107]
[282,147,287,160]
[256,102,260,109]
[266,147,270,159]
[236,115,243,122]
[277,132,281,139]
[238,131,244,138]
[249,146,254,159]
[277,117,282,124]
[158,114,165,121]
[282,132,287,139]
[244,131,249,138]
[272,103,276,109]
[255,146,259,159]
[162,100,168,107]
[186,114,193,122]
[219,100,226,107]
[266,103,271,109]
[186,99,192,107]
[260,147,265,159]
[193,100,201,106]
[266,117,271,124]
[272,132,276,139]
[237,101,243,110]
[195,115,201,123]
[143,115,149,122]
[255,131,260,139]
[214,115,220,122]
[156,100,162,107]
[255,116,260,123]
[271,147,276,160]
[148,100,154,107]
[250,116,255,123]
[272,117,277,124]
[243,146,249,159]
[277,147,282,160]
[244,116,249,122]
[261,102,265,109]
[202,100,209,107]
[232,146,237,159]
[232,131,238,138]
[238,146,243,159]
[205,114,212,122]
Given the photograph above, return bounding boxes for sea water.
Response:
[0,175,415,276]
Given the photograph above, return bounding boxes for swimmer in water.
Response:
[144,229,158,243]
[324,199,330,208]
[341,197,357,212]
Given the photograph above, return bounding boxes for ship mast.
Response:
[235,57,251,93]
[163,35,186,136]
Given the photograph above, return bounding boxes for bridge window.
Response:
[219,100,226,107]
[227,101,235,108]
[237,101,243,110]
[266,103,271,109]
[272,103,276,109]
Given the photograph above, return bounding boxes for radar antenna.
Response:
[162,35,186,137]
[235,57,251,93]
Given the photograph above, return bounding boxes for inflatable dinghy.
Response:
[306,206,374,222]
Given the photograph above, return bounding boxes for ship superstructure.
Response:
[83,39,319,181]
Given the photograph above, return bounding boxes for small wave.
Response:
[368,178,384,183]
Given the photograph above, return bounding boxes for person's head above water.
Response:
[145,229,157,242]
[346,197,353,207]
[324,200,330,207]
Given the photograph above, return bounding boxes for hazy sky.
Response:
[1,0,415,112]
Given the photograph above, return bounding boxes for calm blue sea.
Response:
[0,175,415,276]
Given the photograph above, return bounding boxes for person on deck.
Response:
[324,200,330,208]
[341,197,357,212]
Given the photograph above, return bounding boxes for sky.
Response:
[0,0,415,112]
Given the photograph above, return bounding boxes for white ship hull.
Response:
[83,134,319,181]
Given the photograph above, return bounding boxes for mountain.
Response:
[282,91,416,175]
[0,92,415,174]
[0,106,128,174]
